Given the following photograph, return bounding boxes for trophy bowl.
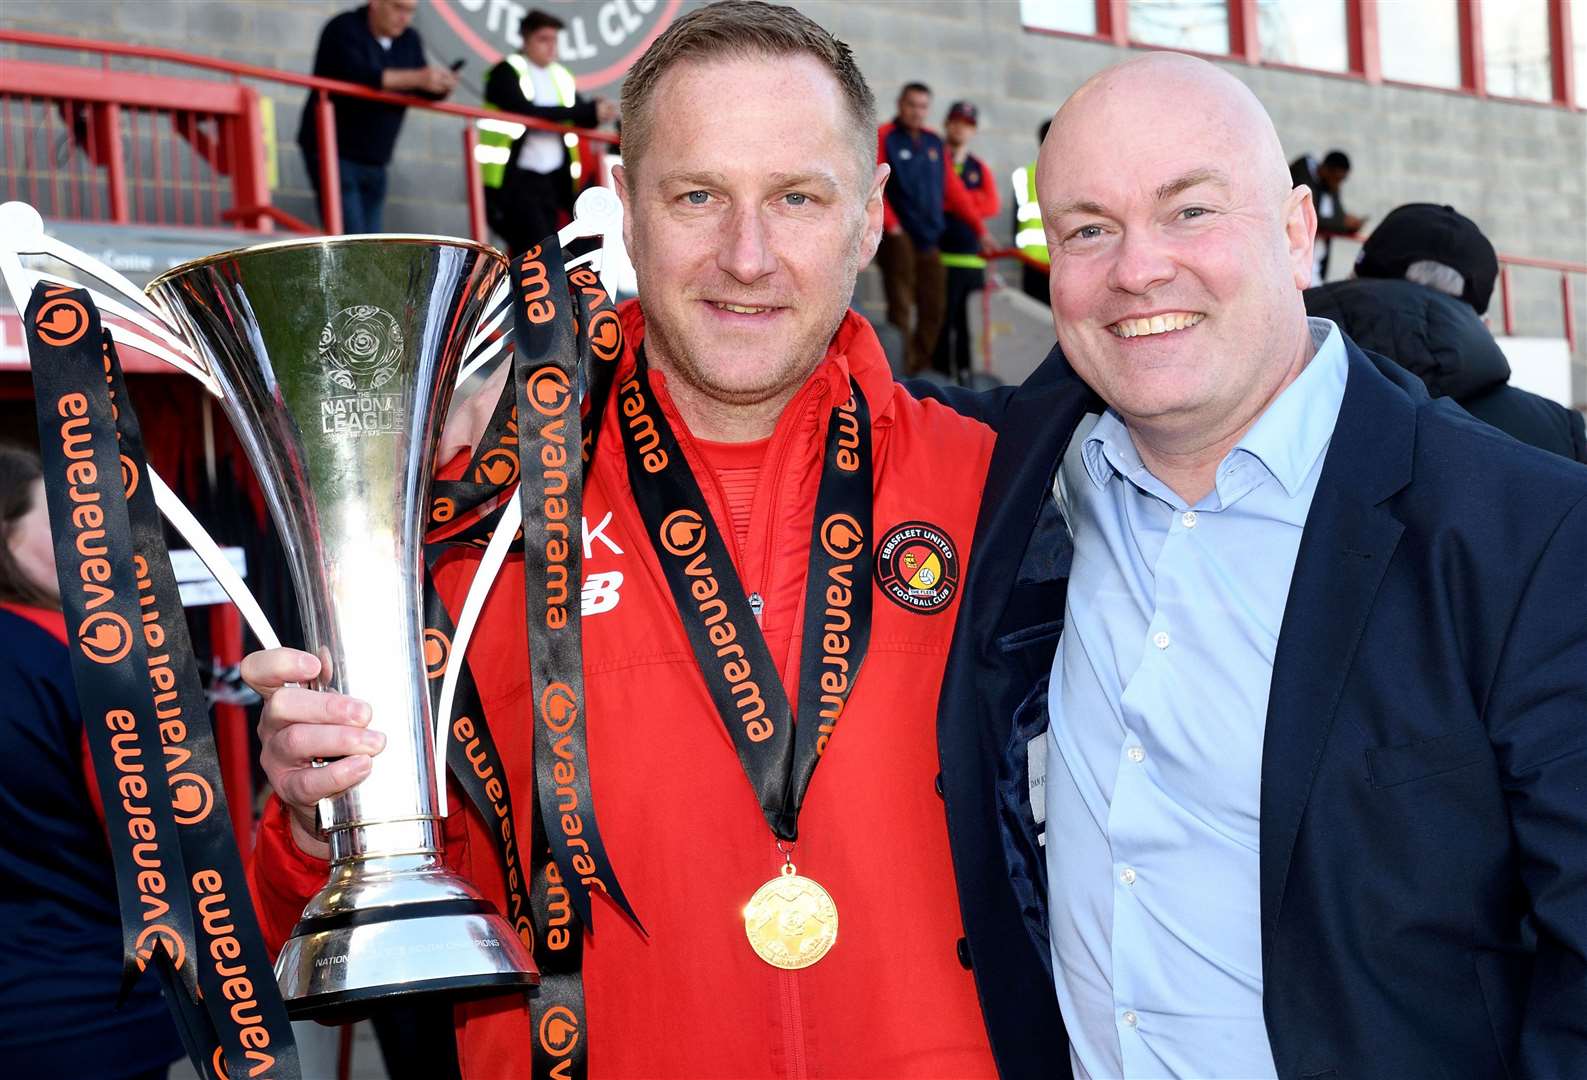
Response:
[149,234,537,1019]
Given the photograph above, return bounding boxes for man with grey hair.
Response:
[243,2,1006,1076]
[936,52,1587,1079]
[1307,202,1586,461]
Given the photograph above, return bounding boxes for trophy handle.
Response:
[0,201,280,650]
[0,202,220,394]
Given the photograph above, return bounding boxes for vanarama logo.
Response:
[473,446,519,487]
[876,521,961,614]
[617,373,669,473]
[527,366,576,630]
[79,609,133,664]
[527,367,572,417]
[424,628,451,680]
[167,771,213,826]
[657,508,772,743]
[658,509,705,557]
[35,290,89,347]
[815,513,865,754]
[538,1003,580,1060]
[587,309,622,363]
[518,244,556,325]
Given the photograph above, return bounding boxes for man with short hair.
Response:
[877,82,995,374]
[940,53,1587,1078]
[245,3,1002,1076]
[478,9,618,257]
[298,0,458,233]
[1289,148,1364,281]
[1306,202,1587,462]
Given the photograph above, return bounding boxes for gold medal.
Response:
[743,862,838,970]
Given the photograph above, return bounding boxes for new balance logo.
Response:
[581,571,623,616]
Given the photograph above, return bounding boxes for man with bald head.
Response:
[934,53,1587,1078]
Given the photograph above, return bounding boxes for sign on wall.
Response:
[425,0,685,94]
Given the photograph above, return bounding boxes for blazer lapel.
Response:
[1259,343,1416,967]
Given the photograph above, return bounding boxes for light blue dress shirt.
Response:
[1046,319,1348,1079]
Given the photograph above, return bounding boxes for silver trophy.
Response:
[0,193,627,1019]
[145,235,537,1016]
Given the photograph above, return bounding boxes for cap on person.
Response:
[946,100,978,125]
[1354,202,1499,315]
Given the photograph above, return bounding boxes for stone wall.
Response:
[4,0,1583,394]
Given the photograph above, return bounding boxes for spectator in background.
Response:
[298,0,458,233]
[878,82,993,374]
[0,446,185,1080]
[479,9,618,257]
[1013,118,1052,304]
[1306,202,1587,462]
[1289,149,1364,281]
[932,100,1000,382]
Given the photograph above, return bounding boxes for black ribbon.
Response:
[25,284,300,1080]
[616,350,873,841]
[421,243,633,1080]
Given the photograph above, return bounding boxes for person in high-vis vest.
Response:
[477,8,617,256]
[1010,118,1051,304]
[932,100,1000,381]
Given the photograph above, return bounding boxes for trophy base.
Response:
[275,857,539,1022]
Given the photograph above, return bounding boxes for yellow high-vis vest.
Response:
[475,54,578,190]
[1011,161,1048,268]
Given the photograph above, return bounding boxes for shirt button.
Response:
[1120,867,1137,886]
[1127,746,1145,764]
[1121,1010,1139,1028]
[1153,631,1170,650]
[1181,510,1198,528]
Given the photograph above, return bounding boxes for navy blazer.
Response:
[933,339,1587,1078]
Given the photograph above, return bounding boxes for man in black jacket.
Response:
[1306,202,1586,463]
[298,0,458,233]
[932,54,1587,1079]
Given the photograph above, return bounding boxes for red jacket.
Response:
[248,305,998,1078]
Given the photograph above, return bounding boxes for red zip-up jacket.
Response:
[247,305,999,1079]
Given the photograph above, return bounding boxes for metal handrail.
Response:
[0,27,618,239]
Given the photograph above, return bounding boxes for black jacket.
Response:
[483,58,598,178]
[930,340,1587,1078]
[1306,277,1587,463]
[297,6,429,166]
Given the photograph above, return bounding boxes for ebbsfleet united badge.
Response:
[875,520,960,614]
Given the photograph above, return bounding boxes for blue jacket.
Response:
[927,339,1587,1077]
[0,605,184,1077]
[879,121,951,248]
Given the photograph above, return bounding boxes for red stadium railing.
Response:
[0,28,618,240]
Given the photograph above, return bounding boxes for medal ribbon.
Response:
[24,284,300,1080]
[616,351,873,841]
[423,243,630,1080]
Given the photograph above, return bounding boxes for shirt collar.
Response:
[1228,317,1346,498]
[1081,317,1348,501]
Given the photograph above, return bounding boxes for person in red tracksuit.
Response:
[243,3,1003,1077]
